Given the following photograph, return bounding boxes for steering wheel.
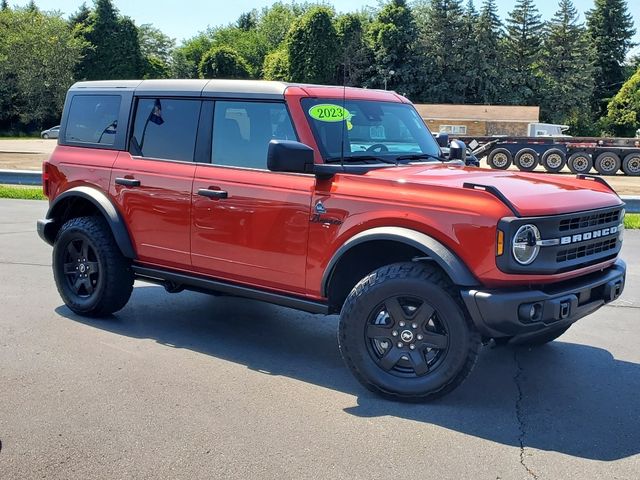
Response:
[367,143,389,153]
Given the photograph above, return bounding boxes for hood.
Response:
[365,163,622,217]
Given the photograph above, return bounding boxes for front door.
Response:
[190,100,314,294]
[110,97,201,269]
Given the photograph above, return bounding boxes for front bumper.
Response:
[461,259,626,340]
[37,218,55,245]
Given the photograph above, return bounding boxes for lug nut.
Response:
[399,322,405,327]
[417,334,423,340]
[412,323,418,329]
[392,330,398,337]
[397,342,403,348]
[409,344,416,350]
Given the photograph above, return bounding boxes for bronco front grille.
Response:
[556,237,618,263]
[559,210,621,232]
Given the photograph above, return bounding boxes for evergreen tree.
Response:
[198,46,251,79]
[474,0,504,104]
[75,0,144,80]
[336,13,373,87]
[586,0,636,114]
[286,7,339,85]
[370,0,419,96]
[1,1,9,11]
[504,0,543,105]
[539,0,595,128]
[69,3,91,28]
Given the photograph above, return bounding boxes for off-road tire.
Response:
[514,148,539,172]
[541,148,566,173]
[567,152,593,174]
[487,148,513,170]
[53,216,134,317]
[594,152,621,176]
[518,325,571,346]
[338,262,481,402]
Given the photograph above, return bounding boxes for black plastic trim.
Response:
[44,187,136,259]
[463,182,521,217]
[576,174,619,197]
[133,265,329,314]
[321,226,479,297]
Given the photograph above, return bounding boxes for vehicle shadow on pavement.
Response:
[57,285,640,462]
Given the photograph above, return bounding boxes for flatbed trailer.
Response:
[459,135,640,176]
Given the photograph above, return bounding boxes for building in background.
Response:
[414,104,540,136]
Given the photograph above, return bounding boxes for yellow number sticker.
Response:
[308,104,353,130]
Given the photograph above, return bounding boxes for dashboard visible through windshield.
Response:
[302,98,442,163]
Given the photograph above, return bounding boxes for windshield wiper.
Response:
[325,155,399,165]
[395,153,444,162]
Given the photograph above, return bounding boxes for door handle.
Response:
[198,188,228,199]
[115,177,140,187]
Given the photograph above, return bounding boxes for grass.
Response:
[625,213,640,230]
[0,185,46,200]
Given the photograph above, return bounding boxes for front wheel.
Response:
[53,216,134,317]
[338,262,480,402]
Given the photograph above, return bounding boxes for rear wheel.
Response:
[567,152,593,174]
[42,133,49,139]
[622,153,640,176]
[53,216,134,317]
[338,262,480,402]
[541,148,566,173]
[487,148,513,170]
[514,148,539,171]
[594,152,621,175]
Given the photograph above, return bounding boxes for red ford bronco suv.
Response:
[38,80,626,401]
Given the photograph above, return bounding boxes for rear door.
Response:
[190,100,313,294]
[110,97,201,269]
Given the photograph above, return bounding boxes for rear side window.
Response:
[65,95,121,145]
[130,98,201,161]
[212,101,297,169]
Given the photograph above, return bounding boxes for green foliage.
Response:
[624,213,640,230]
[198,46,251,79]
[0,7,86,131]
[336,13,374,87]
[0,185,46,201]
[1,0,9,11]
[263,48,290,81]
[604,67,640,136]
[504,0,543,105]
[539,0,595,127]
[171,33,213,78]
[138,23,175,79]
[286,7,339,84]
[74,0,144,80]
[587,0,636,114]
[474,0,504,104]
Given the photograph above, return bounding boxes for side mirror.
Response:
[435,132,449,148]
[267,140,315,174]
[449,139,466,161]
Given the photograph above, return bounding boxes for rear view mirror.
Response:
[267,140,315,174]
[436,133,449,148]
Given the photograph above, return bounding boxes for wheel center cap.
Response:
[79,264,87,273]
[400,330,414,343]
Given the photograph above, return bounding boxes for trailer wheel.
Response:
[487,148,512,170]
[541,148,566,173]
[594,152,621,175]
[622,153,640,176]
[514,148,539,171]
[567,152,593,174]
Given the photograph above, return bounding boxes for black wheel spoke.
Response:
[86,261,99,274]
[412,302,435,326]
[379,348,403,371]
[83,278,94,295]
[419,331,448,350]
[385,297,406,324]
[64,262,77,275]
[67,241,80,259]
[81,240,89,261]
[408,349,429,376]
[72,277,83,293]
[366,324,393,340]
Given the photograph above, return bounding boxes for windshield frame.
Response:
[301,98,443,164]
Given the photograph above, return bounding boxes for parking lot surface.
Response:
[0,199,638,479]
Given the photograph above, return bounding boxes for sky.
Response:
[10,0,640,53]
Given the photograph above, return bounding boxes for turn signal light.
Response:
[497,230,504,256]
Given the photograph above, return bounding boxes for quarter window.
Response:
[65,95,121,145]
[130,98,201,161]
[212,101,296,169]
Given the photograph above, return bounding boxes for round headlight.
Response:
[512,224,541,265]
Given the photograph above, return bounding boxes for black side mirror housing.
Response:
[449,139,466,161]
[267,140,315,174]
[435,132,449,148]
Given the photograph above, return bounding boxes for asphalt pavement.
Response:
[0,199,638,480]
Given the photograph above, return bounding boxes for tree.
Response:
[370,0,419,95]
[198,46,251,79]
[138,23,175,78]
[286,7,339,84]
[171,32,213,78]
[336,13,373,87]
[68,2,91,28]
[474,0,504,104]
[539,0,595,129]
[504,0,543,105]
[262,48,289,81]
[74,0,144,80]
[604,66,640,136]
[586,0,636,114]
[1,1,9,11]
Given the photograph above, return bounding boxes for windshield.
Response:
[302,98,441,162]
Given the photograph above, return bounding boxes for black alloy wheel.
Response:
[61,236,101,298]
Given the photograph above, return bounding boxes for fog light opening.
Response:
[518,302,543,323]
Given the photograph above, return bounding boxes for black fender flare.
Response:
[46,186,136,259]
[321,226,479,297]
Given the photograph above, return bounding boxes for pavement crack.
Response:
[0,261,50,267]
[514,348,538,480]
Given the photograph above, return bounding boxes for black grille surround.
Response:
[497,205,624,275]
